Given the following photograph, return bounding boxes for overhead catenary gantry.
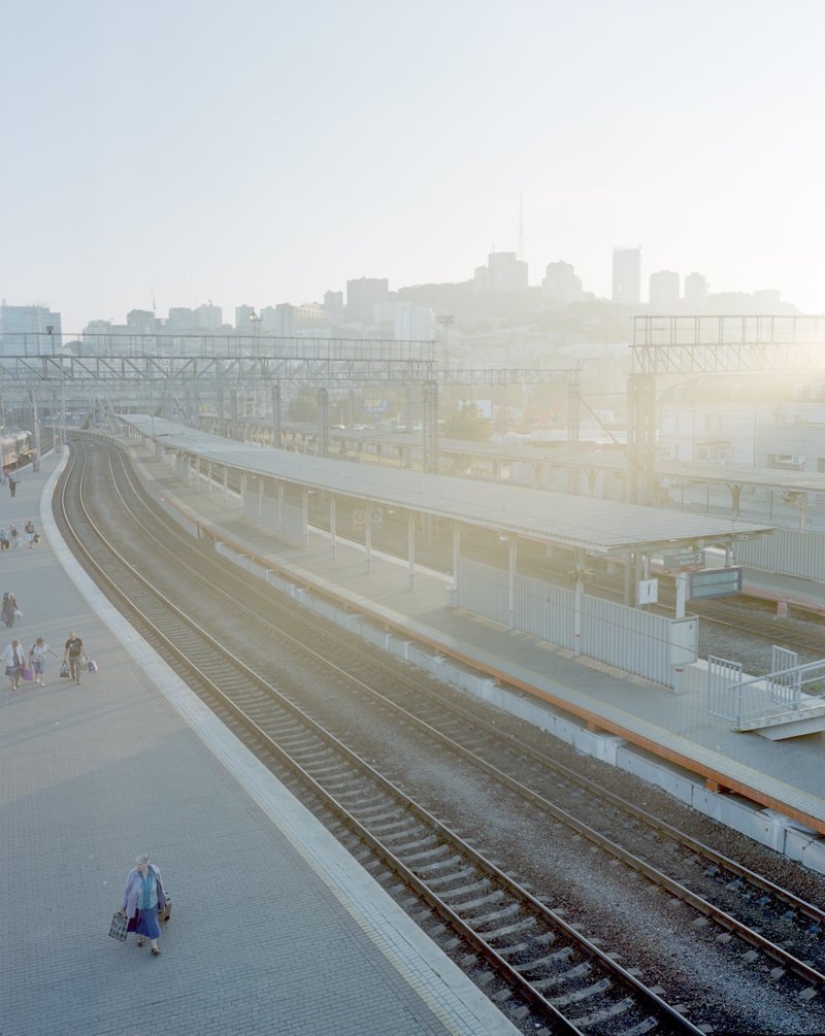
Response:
[628,315,825,504]
[0,335,584,473]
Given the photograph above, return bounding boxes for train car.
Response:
[1,431,33,472]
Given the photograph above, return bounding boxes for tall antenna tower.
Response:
[518,191,524,260]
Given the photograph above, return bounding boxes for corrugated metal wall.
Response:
[515,574,576,646]
[457,560,696,686]
[580,595,696,686]
[458,559,509,625]
[735,527,825,580]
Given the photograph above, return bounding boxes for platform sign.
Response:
[637,578,658,605]
[662,549,704,573]
[688,566,743,600]
[353,508,382,530]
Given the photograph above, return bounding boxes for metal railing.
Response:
[724,658,825,730]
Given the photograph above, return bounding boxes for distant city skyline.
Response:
[3,1,825,334]
[0,241,798,345]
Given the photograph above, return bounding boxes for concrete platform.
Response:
[116,433,825,875]
[0,453,518,1036]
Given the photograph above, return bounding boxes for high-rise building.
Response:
[684,272,708,308]
[167,307,195,331]
[392,302,434,341]
[612,247,641,305]
[126,309,157,334]
[346,277,389,324]
[194,302,222,330]
[255,303,329,336]
[474,251,528,294]
[235,304,255,331]
[259,306,279,333]
[82,319,120,352]
[542,261,583,304]
[324,290,344,318]
[649,271,680,311]
[0,304,62,354]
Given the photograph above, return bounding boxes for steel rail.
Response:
[57,438,707,1036]
[77,434,825,986]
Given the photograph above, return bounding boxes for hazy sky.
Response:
[3,0,824,334]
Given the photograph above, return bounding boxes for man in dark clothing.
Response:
[64,631,85,686]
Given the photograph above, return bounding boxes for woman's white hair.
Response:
[136,853,151,866]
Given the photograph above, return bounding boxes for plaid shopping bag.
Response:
[108,912,128,942]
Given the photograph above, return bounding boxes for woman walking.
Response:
[120,854,166,956]
[2,593,20,629]
[2,639,26,691]
[29,637,57,686]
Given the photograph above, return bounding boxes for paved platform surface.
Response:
[0,453,518,1036]
[123,437,825,838]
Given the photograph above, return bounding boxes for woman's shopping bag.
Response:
[21,667,33,682]
[108,912,128,942]
[159,894,172,922]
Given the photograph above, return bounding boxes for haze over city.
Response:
[3,0,825,334]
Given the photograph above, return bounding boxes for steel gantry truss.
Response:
[628,315,825,503]
[0,354,581,388]
[437,367,581,387]
[631,315,825,375]
[0,353,438,383]
[0,349,584,474]
[1,332,438,365]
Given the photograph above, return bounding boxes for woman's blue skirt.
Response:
[135,904,161,939]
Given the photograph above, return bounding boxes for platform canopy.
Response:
[122,417,774,558]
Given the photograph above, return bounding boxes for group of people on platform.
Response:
[3,630,85,690]
[3,452,170,958]
[1,456,172,960]
[0,520,39,552]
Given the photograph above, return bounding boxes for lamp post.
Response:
[249,310,262,341]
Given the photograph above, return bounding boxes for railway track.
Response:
[55,435,825,1034]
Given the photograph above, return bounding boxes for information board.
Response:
[662,549,704,573]
[688,567,743,600]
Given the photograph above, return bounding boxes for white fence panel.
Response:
[515,574,576,647]
[457,560,509,626]
[706,656,744,720]
[581,596,693,686]
[735,527,825,580]
[457,560,697,686]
